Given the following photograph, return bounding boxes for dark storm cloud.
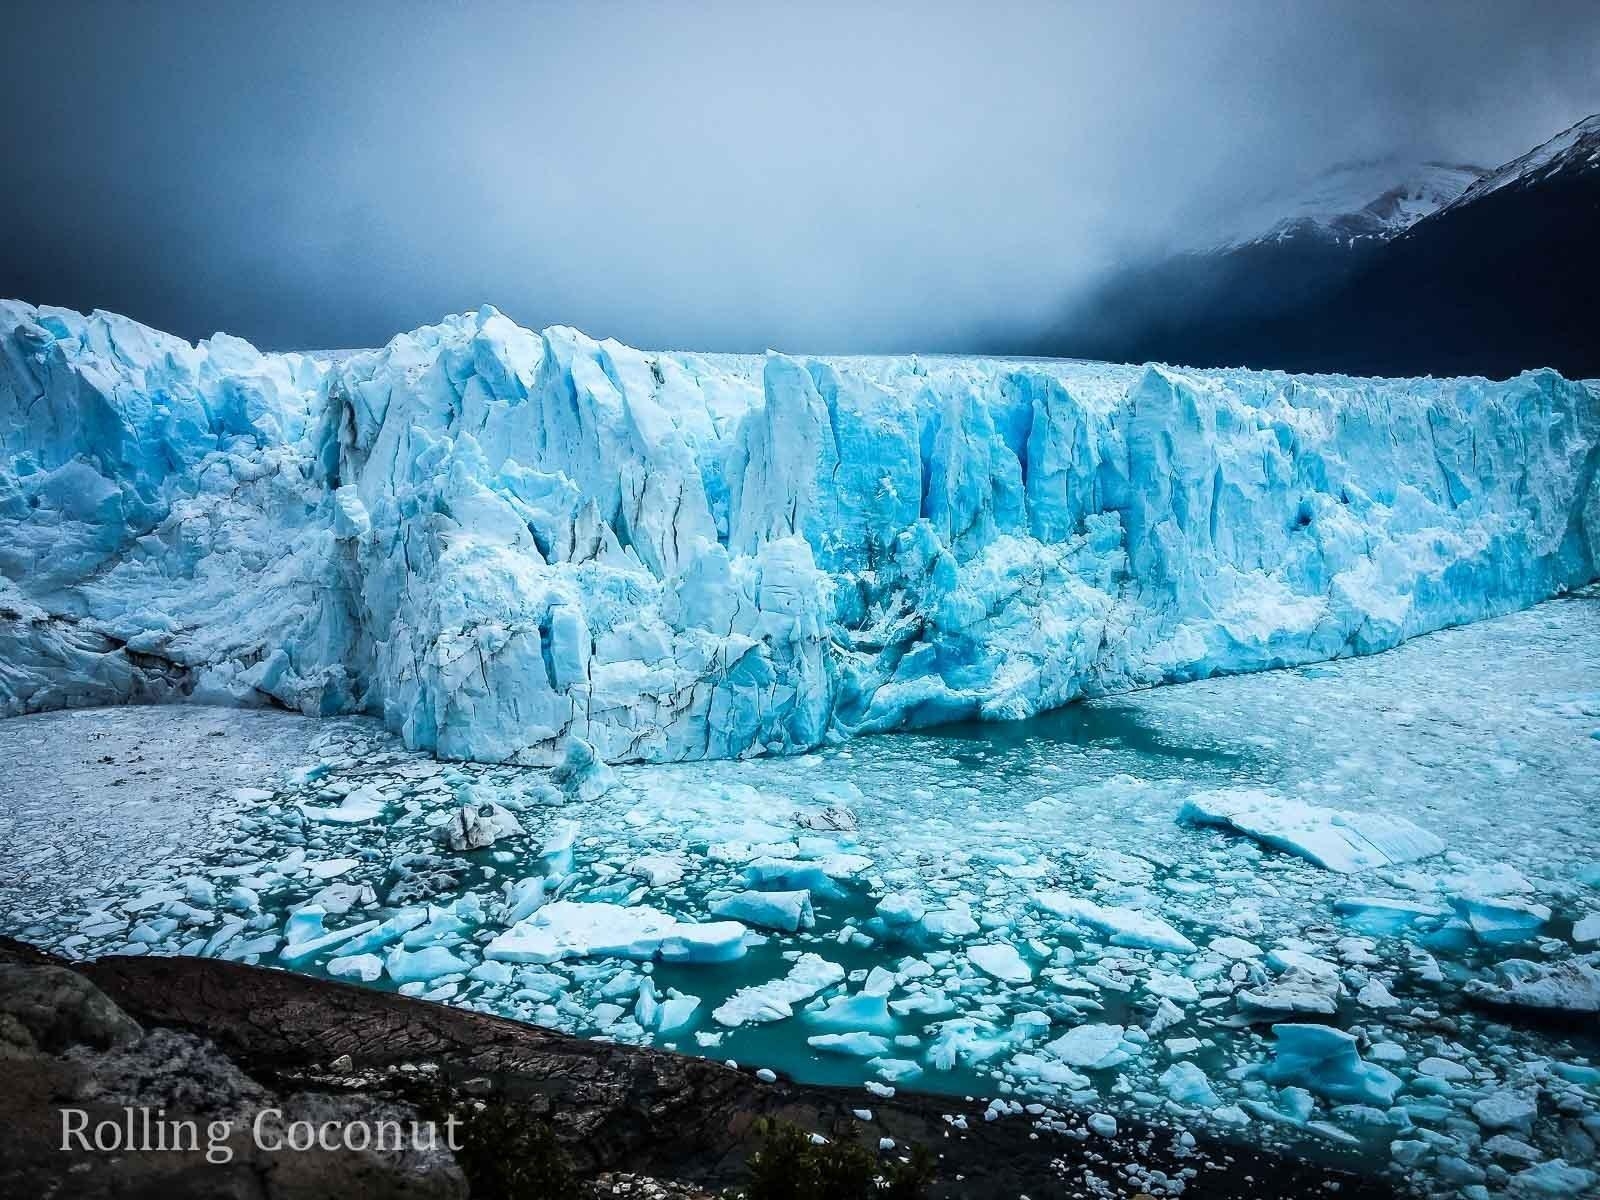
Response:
[2,1,1596,352]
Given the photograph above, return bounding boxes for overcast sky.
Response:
[2,1,1596,352]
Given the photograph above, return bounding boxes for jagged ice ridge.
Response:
[2,300,1597,764]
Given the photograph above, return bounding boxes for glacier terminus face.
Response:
[2,299,1597,763]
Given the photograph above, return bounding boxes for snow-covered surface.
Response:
[3,300,1597,768]
[1442,114,1600,214]
[1203,159,1487,252]
[4,594,1598,1195]
[1177,790,1445,873]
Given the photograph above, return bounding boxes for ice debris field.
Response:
[2,301,1600,1198]
[3,600,1598,1200]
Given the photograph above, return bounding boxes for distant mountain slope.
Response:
[1048,116,1599,380]
[1240,114,1600,380]
[1209,158,1486,251]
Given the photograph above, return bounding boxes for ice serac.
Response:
[0,301,361,718]
[3,300,1599,764]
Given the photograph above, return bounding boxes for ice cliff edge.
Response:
[3,300,1597,763]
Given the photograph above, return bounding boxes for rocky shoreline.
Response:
[0,937,1397,1199]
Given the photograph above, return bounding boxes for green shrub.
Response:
[735,1118,933,1200]
[396,1081,578,1200]
[450,1101,580,1200]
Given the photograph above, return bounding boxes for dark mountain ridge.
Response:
[1045,115,1600,380]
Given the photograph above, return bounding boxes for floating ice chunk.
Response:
[1508,1161,1598,1198]
[1034,892,1196,954]
[385,944,471,984]
[1357,979,1401,1010]
[1444,862,1534,896]
[713,953,845,1026]
[1210,936,1262,960]
[919,905,980,939]
[1417,1056,1471,1081]
[1085,849,1156,884]
[484,901,747,965]
[968,942,1033,984]
[867,1058,924,1084]
[285,906,331,946]
[628,854,687,888]
[926,1018,1016,1071]
[1483,1135,1543,1163]
[1238,966,1343,1019]
[1450,893,1551,944]
[862,966,897,995]
[1264,1024,1402,1106]
[311,882,372,916]
[1159,1061,1220,1108]
[1146,997,1185,1037]
[1471,1090,1537,1133]
[326,953,384,982]
[1046,1023,1130,1070]
[1146,972,1199,1003]
[809,1032,892,1057]
[1264,948,1339,979]
[299,785,387,825]
[278,910,380,965]
[806,991,897,1036]
[540,821,580,877]
[1178,789,1444,872]
[744,853,871,893]
[889,991,957,1018]
[503,876,548,924]
[550,738,616,802]
[437,803,523,851]
[1466,956,1600,1014]
[1333,895,1447,936]
[876,892,927,926]
[794,804,858,832]
[469,960,513,985]
[709,889,815,932]
[656,990,702,1034]
[1575,913,1600,944]
[307,858,359,880]
[1007,1052,1091,1090]
[338,908,428,956]
[741,859,840,897]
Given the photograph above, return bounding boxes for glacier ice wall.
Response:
[3,299,1597,763]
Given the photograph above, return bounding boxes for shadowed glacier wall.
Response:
[2,300,1597,763]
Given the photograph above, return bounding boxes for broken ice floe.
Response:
[10,593,1600,1197]
[485,901,749,965]
[1178,789,1445,872]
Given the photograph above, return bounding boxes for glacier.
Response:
[2,299,1597,764]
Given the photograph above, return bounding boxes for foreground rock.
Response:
[0,938,1395,1199]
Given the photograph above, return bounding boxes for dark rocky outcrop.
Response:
[0,937,1398,1199]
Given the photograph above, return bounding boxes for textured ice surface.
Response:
[4,595,1597,1194]
[4,300,1597,764]
[484,900,748,965]
[1264,1024,1403,1107]
[1177,790,1446,872]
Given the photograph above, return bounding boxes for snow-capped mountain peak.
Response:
[1206,158,1488,253]
[1440,112,1600,213]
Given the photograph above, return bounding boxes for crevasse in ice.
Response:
[3,300,1597,763]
